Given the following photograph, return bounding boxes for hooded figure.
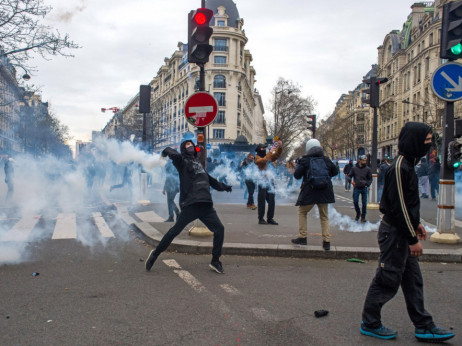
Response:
[361,122,454,343]
[145,140,232,274]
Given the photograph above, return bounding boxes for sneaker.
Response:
[145,250,158,271]
[267,219,279,225]
[355,213,360,221]
[291,237,307,245]
[258,219,267,225]
[323,241,331,251]
[415,326,455,342]
[250,204,257,210]
[360,218,366,223]
[209,261,224,274]
[360,322,397,340]
[246,204,252,209]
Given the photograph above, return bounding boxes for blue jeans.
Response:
[353,187,368,218]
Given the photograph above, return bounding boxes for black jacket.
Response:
[348,164,372,188]
[380,122,432,245]
[343,162,353,175]
[162,141,229,209]
[294,147,338,206]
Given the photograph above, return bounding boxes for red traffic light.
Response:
[194,12,207,25]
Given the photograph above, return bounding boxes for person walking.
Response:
[343,159,353,191]
[254,140,282,225]
[286,158,296,188]
[239,153,257,210]
[348,155,372,222]
[162,160,180,222]
[377,158,390,201]
[4,157,14,202]
[417,157,430,198]
[291,139,338,250]
[429,157,440,201]
[360,122,455,342]
[145,140,232,274]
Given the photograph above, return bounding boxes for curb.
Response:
[130,220,462,263]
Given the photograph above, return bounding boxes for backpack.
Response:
[305,157,330,190]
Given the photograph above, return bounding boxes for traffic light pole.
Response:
[432,101,460,243]
[368,106,379,209]
[197,64,207,168]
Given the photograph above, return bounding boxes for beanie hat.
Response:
[305,139,321,153]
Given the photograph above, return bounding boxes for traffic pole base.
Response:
[430,232,461,244]
[188,226,213,237]
[367,203,380,210]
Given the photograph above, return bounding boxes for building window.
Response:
[213,129,225,139]
[214,39,227,51]
[217,20,225,27]
[214,111,226,124]
[214,56,227,64]
[214,92,226,106]
[194,77,200,91]
[429,32,434,46]
[214,75,226,88]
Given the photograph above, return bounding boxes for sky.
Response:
[30,0,422,146]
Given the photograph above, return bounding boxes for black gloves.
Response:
[224,185,232,192]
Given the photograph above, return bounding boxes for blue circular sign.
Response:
[431,62,462,102]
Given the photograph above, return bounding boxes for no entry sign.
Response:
[184,92,218,127]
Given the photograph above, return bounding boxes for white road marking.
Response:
[0,215,41,241]
[92,212,115,238]
[163,259,182,269]
[220,284,241,296]
[52,213,77,239]
[135,210,165,223]
[173,270,206,293]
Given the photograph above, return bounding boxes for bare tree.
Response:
[0,0,79,74]
[269,78,317,159]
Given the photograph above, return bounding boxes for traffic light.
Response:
[362,77,388,108]
[447,140,462,168]
[440,2,462,60]
[306,114,316,137]
[188,8,214,65]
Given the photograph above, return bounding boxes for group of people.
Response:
[145,122,454,343]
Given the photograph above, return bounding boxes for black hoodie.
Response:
[161,140,229,209]
[380,122,432,245]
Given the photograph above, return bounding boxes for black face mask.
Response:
[424,143,432,155]
[185,146,195,156]
[257,149,266,158]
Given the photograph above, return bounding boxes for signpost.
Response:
[431,62,462,244]
[184,92,218,127]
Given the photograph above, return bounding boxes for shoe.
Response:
[360,322,397,340]
[267,219,279,225]
[360,218,366,223]
[246,204,252,209]
[323,241,330,251]
[250,204,257,210]
[431,198,436,201]
[415,325,455,342]
[259,219,267,225]
[209,261,224,274]
[355,213,360,221]
[145,250,158,271]
[345,189,348,192]
[164,217,174,222]
[291,237,307,245]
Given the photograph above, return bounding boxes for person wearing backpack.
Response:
[291,139,338,250]
[348,155,372,222]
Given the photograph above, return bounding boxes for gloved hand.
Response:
[225,185,232,192]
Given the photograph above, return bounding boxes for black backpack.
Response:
[305,157,330,190]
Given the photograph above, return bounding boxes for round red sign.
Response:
[184,92,218,127]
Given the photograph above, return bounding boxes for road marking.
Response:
[0,215,40,242]
[52,213,76,239]
[163,259,182,269]
[92,212,115,238]
[220,284,241,296]
[173,270,206,293]
[114,203,137,225]
[135,210,165,223]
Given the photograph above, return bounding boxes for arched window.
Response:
[214,75,226,88]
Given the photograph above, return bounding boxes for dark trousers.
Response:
[362,221,434,329]
[430,175,439,199]
[245,180,255,205]
[353,186,368,218]
[258,185,275,221]
[166,189,179,219]
[153,203,224,261]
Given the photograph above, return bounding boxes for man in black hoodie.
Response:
[348,155,372,222]
[145,140,232,274]
[360,122,455,342]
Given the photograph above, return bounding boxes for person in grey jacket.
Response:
[348,155,372,222]
[291,139,338,250]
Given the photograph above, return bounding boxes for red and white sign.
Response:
[184,92,218,127]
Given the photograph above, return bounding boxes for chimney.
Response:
[410,3,426,29]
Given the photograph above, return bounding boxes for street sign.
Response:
[431,62,462,102]
[184,92,218,127]
[206,143,212,149]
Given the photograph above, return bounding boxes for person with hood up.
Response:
[145,140,232,274]
[348,155,372,222]
[254,140,282,225]
[291,139,338,250]
[360,122,455,342]
[343,159,353,191]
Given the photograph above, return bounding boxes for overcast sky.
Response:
[31,0,420,145]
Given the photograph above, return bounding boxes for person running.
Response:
[145,140,232,274]
[360,122,455,342]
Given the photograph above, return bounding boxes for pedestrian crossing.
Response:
[0,211,116,242]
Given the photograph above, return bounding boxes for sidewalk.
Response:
[115,183,462,263]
